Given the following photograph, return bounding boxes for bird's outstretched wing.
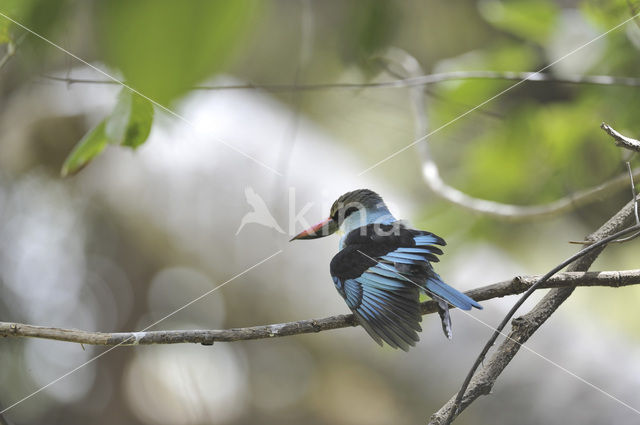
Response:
[330,224,480,350]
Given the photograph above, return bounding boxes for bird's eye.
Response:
[343,206,359,218]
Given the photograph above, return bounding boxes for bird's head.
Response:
[290,189,389,241]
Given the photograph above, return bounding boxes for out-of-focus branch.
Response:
[0,33,27,72]
[628,0,640,30]
[422,163,640,220]
[429,198,640,424]
[41,70,640,92]
[601,122,640,153]
[1,269,639,346]
[0,40,16,70]
[393,49,640,220]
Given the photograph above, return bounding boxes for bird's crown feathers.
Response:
[329,189,386,220]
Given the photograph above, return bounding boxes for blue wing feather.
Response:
[368,264,401,278]
[396,247,438,254]
[329,226,479,350]
[413,234,444,246]
[339,274,421,350]
[380,255,415,264]
[358,272,405,289]
[383,252,426,261]
[343,279,362,308]
[357,297,417,349]
[425,274,482,310]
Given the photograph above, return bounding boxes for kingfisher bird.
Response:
[290,189,481,351]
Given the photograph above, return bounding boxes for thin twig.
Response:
[41,70,640,92]
[1,269,639,346]
[439,136,640,422]
[611,163,640,244]
[424,163,640,220]
[440,223,640,424]
[419,120,640,219]
[569,164,640,245]
[628,162,640,225]
[431,194,640,424]
[601,122,640,152]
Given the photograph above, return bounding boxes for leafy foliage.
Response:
[96,0,259,106]
[62,89,154,176]
[479,0,558,43]
[418,1,640,239]
[61,120,108,177]
[105,90,154,149]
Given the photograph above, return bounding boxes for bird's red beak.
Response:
[289,217,338,241]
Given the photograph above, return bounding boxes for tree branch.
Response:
[41,70,640,92]
[385,49,640,221]
[601,122,640,153]
[422,162,640,220]
[429,196,640,424]
[1,269,639,346]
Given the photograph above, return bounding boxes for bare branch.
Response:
[389,49,640,220]
[601,122,640,153]
[41,70,640,92]
[570,164,639,244]
[1,269,639,346]
[422,162,640,220]
[430,196,640,424]
[627,162,640,226]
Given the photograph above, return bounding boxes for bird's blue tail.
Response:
[425,275,481,311]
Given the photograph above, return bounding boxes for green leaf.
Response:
[106,89,154,149]
[479,0,558,43]
[97,0,259,106]
[61,120,108,177]
[61,88,154,177]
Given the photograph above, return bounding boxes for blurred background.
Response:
[1,1,640,424]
